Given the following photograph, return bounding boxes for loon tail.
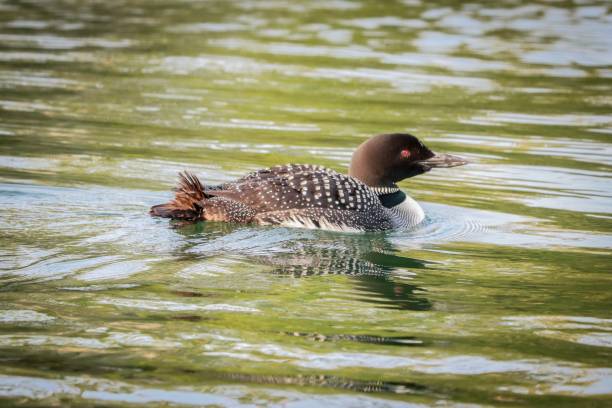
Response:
[150,171,206,220]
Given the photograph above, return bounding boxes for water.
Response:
[1,0,611,406]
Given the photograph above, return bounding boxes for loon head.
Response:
[349,133,467,187]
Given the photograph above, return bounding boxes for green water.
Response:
[1,0,611,406]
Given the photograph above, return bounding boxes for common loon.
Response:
[150,133,467,232]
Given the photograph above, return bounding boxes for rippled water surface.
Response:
[1,0,612,406]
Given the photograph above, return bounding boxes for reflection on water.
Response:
[220,372,429,395]
[285,331,424,346]
[173,221,433,310]
[256,233,432,310]
[1,0,612,406]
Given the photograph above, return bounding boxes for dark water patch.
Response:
[351,276,432,311]
[170,290,207,298]
[284,331,425,346]
[172,315,205,322]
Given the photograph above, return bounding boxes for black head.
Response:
[348,133,467,187]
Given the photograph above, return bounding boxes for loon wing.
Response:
[206,164,381,214]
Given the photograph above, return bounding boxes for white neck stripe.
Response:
[370,186,400,195]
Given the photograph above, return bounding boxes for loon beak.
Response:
[418,153,468,170]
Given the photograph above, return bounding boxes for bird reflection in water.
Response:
[265,232,432,311]
[174,222,432,311]
[219,372,428,395]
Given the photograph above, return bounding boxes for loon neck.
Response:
[371,184,425,228]
[370,184,404,209]
[377,190,406,209]
[369,185,400,195]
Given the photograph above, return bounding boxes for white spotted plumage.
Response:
[194,164,423,232]
[153,164,425,232]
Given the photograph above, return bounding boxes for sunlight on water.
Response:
[0,0,611,406]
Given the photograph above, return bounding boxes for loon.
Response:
[150,133,467,232]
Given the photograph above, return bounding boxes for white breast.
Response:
[277,214,361,233]
[386,194,425,229]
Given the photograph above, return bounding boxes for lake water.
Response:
[1,0,611,406]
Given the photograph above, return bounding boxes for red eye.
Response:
[400,149,411,158]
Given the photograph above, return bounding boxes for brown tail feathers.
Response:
[150,171,207,220]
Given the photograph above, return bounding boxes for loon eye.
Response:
[400,149,411,158]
